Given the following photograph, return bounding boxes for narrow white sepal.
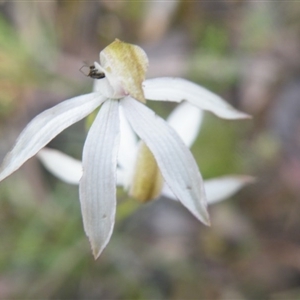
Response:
[79,99,120,259]
[37,147,126,188]
[116,168,126,187]
[117,106,138,189]
[167,101,203,148]
[118,106,138,170]
[162,175,254,205]
[37,148,82,185]
[204,175,255,204]
[0,93,105,182]
[143,77,251,120]
[121,97,210,225]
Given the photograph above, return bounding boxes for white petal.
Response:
[0,93,105,182]
[143,77,251,119]
[37,148,126,188]
[118,106,137,170]
[79,99,120,259]
[116,168,126,187]
[37,148,82,185]
[204,175,255,204]
[167,101,203,148]
[121,97,209,225]
[117,106,138,189]
[162,175,254,205]
[161,184,176,200]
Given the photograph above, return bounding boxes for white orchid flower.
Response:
[38,101,253,205]
[0,39,250,259]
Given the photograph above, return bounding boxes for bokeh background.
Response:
[0,1,300,299]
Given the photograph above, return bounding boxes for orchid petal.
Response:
[0,93,105,182]
[167,101,203,148]
[160,184,177,200]
[143,77,251,119]
[162,175,254,204]
[117,106,138,189]
[118,106,138,170]
[204,175,255,204]
[79,99,120,259]
[116,168,126,187]
[37,148,82,185]
[121,97,209,225]
[37,147,126,188]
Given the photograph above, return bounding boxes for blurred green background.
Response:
[1,1,300,299]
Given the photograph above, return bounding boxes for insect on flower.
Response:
[80,64,105,79]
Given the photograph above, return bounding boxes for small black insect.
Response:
[80,64,105,79]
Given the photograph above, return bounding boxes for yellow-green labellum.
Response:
[129,141,163,202]
[100,39,148,103]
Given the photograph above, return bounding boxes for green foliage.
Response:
[193,114,246,179]
[189,24,239,91]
